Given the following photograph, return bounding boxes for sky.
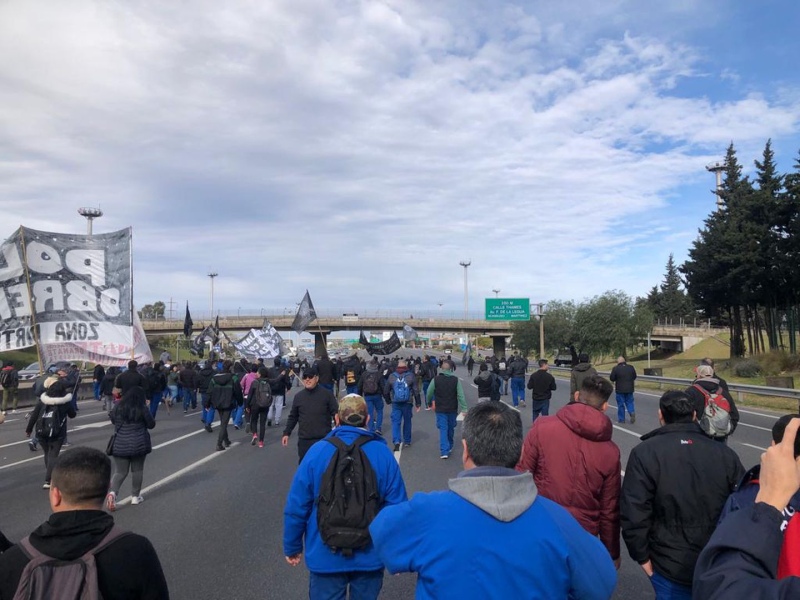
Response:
[2,0,799,321]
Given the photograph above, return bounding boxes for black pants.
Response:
[297,437,323,463]
[217,409,231,447]
[39,438,64,483]
[249,407,269,442]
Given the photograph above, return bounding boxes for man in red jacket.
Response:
[516,374,621,567]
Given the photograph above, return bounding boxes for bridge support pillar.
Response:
[313,331,329,358]
[491,335,507,358]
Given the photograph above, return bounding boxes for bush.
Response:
[733,358,761,378]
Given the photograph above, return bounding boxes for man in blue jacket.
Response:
[283,394,408,600]
[369,402,617,600]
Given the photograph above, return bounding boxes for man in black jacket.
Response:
[207,361,240,451]
[281,366,338,462]
[0,447,169,599]
[527,359,557,423]
[114,360,146,396]
[267,356,292,427]
[621,390,743,599]
[609,356,637,424]
[314,354,336,393]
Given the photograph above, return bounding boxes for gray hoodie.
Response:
[448,466,538,522]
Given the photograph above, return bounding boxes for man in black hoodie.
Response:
[0,447,169,599]
[281,366,338,462]
[207,361,241,451]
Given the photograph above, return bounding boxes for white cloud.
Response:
[0,0,798,316]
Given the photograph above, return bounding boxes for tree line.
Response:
[682,141,800,357]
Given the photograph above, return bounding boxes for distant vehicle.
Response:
[444,349,452,355]
[18,361,74,380]
[553,349,574,367]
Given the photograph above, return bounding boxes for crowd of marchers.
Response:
[2,349,800,599]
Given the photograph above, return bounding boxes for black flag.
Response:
[213,315,220,345]
[183,303,194,337]
[292,290,317,334]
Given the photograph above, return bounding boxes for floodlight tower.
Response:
[706,161,725,212]
[78,207,103,238]
[208,272,218,317]
[492,288,501,298]
[459,260,471,320]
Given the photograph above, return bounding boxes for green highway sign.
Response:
[485,298,531,321]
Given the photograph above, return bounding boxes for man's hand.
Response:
[415,406,421,413]
[756,417,800,512]
[613,557,622,570]
[640,560,653,577]
[285,553,302,567]
[281,435,289,447]
[430,402,435,412]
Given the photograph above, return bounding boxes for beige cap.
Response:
[695,364,714,378]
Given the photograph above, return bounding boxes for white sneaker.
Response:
[131,495,144,505]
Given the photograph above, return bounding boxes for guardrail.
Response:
[550,366,800,407]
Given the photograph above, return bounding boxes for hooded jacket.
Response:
[208,372,235,410]
[369,467,617,600]
[570,362,597,395]
[196,366,215,393]
[357,363,383,396]
[0,510,169,599]
[473,370,495,398]
[621,422,744,586]
[283,426,407,573]
[516,402,621,559]
[109,395,156,457]
[25,391,76,440]
[685,377,740,435]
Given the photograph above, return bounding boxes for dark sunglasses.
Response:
[302,374,316,380]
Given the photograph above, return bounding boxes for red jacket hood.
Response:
[557,402,613,442]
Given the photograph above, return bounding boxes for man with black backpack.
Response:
[358,358,385,435]
[0,446,169,599]
[246,368,273,448]
[283,394,408,600]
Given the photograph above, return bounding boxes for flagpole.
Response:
[18,227,45,373]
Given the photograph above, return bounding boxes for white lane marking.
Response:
[116,442,241,507]
[0,439,36,449]
[736,422,772,432]
[740,442,768,451]
[737,409,780,419]
[0,455,42,470]
[613,424,641,438]
[151,422,221,450]
[72,422,111,431]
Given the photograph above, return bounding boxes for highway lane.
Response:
[0,359,783,599]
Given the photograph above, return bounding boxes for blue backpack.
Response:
[392,374,411,403]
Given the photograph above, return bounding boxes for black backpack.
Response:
[362,372,380,396]
[316,437,381,556]
[35,405,64,439]
[252,379,273,409]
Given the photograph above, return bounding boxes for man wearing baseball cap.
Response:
[685,363,740,440]
[282,365,339,462]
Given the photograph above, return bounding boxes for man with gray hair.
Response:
[685,364,739,440]
[283,394,407,600]
[370,402,617,599]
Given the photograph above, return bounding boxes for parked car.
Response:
[553,349,574,367]
[17,361,74,380]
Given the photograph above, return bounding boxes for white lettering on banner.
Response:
[31,280,65,313]
[25,241,63,276]
[64,249,106,287]
[0,242,23,283]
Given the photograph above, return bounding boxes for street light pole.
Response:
[459,260,471,320]
[208,272,218,317]
[492,288,500,298]
[537,303,545,360]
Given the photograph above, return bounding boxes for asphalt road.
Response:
[0,357,779,599]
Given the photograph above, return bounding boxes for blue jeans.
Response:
[308,569,383,600]
[510,377,525,406]
[93,381,101,400]
[421,381,431,407]
[320,382,334,392]
[183,388,196,410]
[149,393,161,418]
[365,394,383,432]
[616,392,635,422]
[168,385,178,403]
[531,399,550,423]
[346,384,358,395]
[436,412,457,456]
[391,403,412,444]
[650,572,692,600]
[232,404,245,428]
[200,392,215,425]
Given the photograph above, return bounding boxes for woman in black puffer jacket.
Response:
[106,386,155,511]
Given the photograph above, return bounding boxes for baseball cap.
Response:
[338,394,368,426]
[302,366,319,378]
